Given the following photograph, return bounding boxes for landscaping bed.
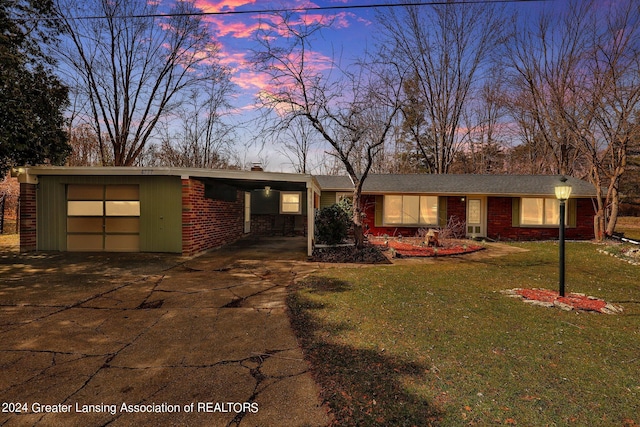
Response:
[311,237,484,263]
[312,243,390,264]
[598,242,640,266]
[368,236,484,257]
[502,288,623,314]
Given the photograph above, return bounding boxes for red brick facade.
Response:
[181,178,245,256]
[19,183,37,252]
[487,197,594,240]
[361,194,595,240]
[447,196,467,226]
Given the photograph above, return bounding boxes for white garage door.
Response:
[66,184,140,252]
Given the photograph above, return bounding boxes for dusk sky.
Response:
[152,0,555,95]
[149,0,557,171]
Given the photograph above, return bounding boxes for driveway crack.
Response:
[57,311,168,407]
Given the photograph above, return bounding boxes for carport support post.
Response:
[307,186,314,257]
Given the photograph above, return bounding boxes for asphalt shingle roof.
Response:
[315,174,597,197]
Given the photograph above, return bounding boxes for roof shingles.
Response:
[315,174,596,197]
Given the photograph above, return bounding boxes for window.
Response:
[105,201,140,216]
[280,192,302,214]
[521,198,562,225]
[67,201,104,216]
[383,195,438,225]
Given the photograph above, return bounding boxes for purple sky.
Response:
[152,0,564,171]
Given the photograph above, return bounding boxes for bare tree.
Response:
[457,68,508,174]
[251,12,404,247]
[67,124,108,166]
[505,0,640,238]
[55,0,228,166]
[504,2,591,176]
[377,1,504,174]
[152,62,237,169]
[573,0,640,237]
[275,116,320,174]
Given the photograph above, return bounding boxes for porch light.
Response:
[264,186,271,196]
[555,176,572,297]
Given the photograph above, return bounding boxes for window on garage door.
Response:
[67,184,140,252]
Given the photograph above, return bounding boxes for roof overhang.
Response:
[12,166,321,192]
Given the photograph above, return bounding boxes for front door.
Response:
[466,197,486,238]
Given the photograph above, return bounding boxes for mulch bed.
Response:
[312,238,485,263]
[369,237,484,258]
[312,244,390,264]
[503,288,623,314]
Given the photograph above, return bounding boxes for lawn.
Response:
[289,242,640,426]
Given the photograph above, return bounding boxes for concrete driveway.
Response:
[0,237,329,426]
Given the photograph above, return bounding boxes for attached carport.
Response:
[12,166,321,257]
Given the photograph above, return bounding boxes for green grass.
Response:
[288,242,640,426]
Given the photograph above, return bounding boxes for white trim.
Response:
[466,196,487,238]
[280,191,302,215]
[17,166,315,184]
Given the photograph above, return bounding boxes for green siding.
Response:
[36,175,182,253]
[320,191,337,209]
[512,198,520,227]
[251,189,308,215]
[251,189,279,214]
[438,196,448,227]
[139,176,182,252]
[36,177,67,250]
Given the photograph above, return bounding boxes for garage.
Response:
[13,167,320,256]
[66,184,141,252]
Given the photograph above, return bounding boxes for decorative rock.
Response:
[502,288,623,314]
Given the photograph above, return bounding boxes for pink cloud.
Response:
[193,0,257,13]
[232,71,272,90]
[191,0,358,39]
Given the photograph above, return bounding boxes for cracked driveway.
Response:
[0,237,329,426]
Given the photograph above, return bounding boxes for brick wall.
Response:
[487,197,595,240]
[447,196,466,225]
[361,194,595,241]
[19,183,36,252]
[251,214,307,236]
[361,195,439,238]
[181,178,244,256]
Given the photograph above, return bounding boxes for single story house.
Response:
[12,167,597,256]
[316,174,597,241]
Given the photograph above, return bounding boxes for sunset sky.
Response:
[150,0,555,171]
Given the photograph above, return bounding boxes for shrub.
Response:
[315,203,351,245]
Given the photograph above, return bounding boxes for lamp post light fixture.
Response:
[555,177,572,297]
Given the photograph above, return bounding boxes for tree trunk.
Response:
[594,213,604,242]
[606,187,620,236]
[352,190,365,249]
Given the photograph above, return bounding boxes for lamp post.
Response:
[555,177,572,297]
